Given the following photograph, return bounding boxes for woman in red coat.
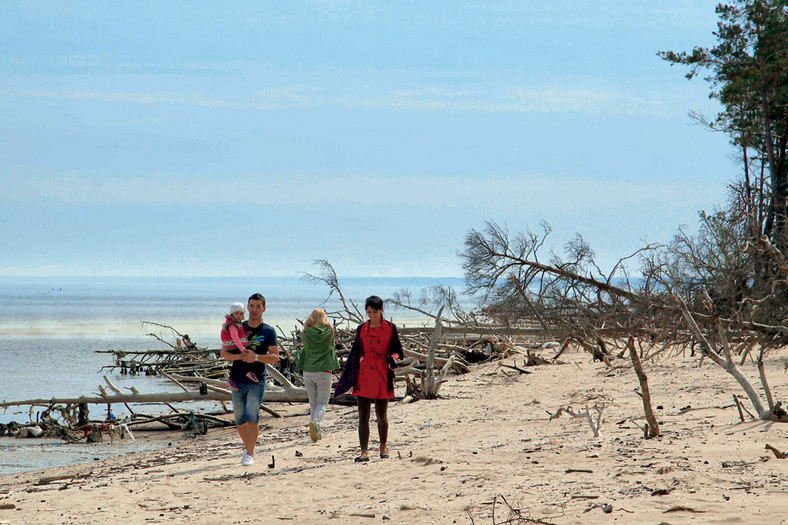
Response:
[335,295,403,462]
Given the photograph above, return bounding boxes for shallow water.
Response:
[0,436,166,476]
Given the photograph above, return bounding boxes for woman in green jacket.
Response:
[297,309,340,442]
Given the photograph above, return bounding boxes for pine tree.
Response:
[660,1,788,247]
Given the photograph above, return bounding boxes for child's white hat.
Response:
[230,302,245,315]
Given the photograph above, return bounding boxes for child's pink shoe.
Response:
[227,379,239,392]
[246,371,259,383]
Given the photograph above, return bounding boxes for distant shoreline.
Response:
[0,274,465,281]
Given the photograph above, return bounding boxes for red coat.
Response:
[335,319,404,399]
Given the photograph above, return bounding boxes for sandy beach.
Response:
[2,347,788,524]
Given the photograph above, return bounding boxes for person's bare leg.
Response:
[247,423,259,456]
[239,422,258,456]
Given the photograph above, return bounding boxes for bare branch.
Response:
[301,259,364,324]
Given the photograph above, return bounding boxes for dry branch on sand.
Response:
[549,404,605,438]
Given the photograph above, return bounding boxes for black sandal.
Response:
[354,456,369,463]
[379,453,389,459]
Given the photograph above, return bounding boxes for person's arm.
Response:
[221,348,253,361]
[389,323,404,361]
[334,324,363,397]
[253,326,280,364]
[256,344,280,364]
[228,324,250,353]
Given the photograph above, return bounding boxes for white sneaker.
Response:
[241,453,254,466]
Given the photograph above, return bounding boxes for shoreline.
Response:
[2,350,788,524]
[0,312,436,339]
[0,434,170,477]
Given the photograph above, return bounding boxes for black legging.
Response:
[357,397,389,451]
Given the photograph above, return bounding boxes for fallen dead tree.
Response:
[677,291,787,422]
[460,221,788,427]
[97,323,227,378]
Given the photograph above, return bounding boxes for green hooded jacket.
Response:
[297,325,340,372]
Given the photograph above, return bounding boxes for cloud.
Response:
[15,88,237,108]
[4,172,717,217]
[10,76,678,116]
[354,85,676,115]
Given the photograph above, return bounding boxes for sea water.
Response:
[0,275,466,474]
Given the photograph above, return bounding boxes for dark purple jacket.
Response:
[334,319,404,397]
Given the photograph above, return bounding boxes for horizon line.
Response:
[0,274,466,280]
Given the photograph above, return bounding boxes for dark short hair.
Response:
[248,293,266,306]
[365,295,384,311]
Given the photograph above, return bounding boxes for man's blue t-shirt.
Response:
[232,321,277,385]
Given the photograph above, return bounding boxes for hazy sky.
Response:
[1,1,737,277]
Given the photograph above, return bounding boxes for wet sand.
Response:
[0,437,167,477]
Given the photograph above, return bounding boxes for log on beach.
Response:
[0,364,311,411]
[167,374,309,403]
[0,390,231,408]
[0,385,310,409]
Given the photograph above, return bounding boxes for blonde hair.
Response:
[304,308,330,328]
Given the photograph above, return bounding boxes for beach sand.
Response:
[2,348,788,524]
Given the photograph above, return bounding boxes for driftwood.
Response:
[424,307,444,398]
[549,404,605,438]
[125,412,233,431]
[499,362,532,374]
[0,363,309,410]
[397,325,543,337]
[395,309,469,402]
[402,347,470,374]
[491,494,557,525]
[96,348,218,357]
[733,394,755,421]
[170,363,307,405]
[0,390,230,409]
[159,371,282,417]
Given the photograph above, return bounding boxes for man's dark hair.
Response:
[365,295,384,311]
[248,293,266,306]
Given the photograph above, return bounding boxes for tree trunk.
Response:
[677,296,767,417]
[424,306,444,398]
[628,338,660,438]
